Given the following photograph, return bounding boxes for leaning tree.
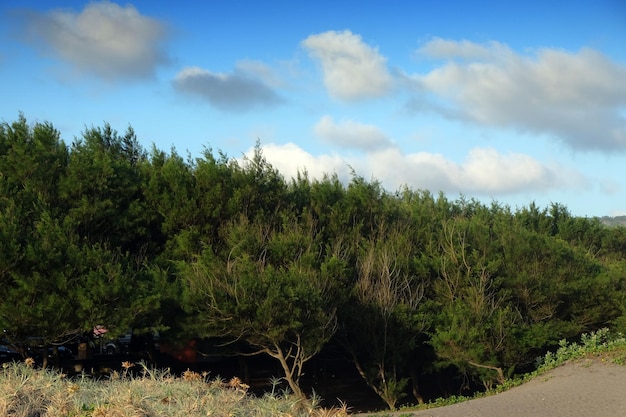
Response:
[179,210,347,399]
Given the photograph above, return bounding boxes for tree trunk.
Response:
[467,360,505,384]
[410,366,425,405]
[266,345,306,400]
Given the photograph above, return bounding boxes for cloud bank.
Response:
[255,142,585,197]
[17,1,171,81]
[409,38,626,151]
[300,33,625,152]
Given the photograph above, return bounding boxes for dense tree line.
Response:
[2,115,626,408]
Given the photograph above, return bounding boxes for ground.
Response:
[357,357,626,417]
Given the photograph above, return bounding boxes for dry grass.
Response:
[0,361,349,417]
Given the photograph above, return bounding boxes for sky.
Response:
[1,1,625,218]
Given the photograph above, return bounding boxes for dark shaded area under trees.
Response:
[2,115,626,411]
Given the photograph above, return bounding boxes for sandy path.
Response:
[357,358,626,417]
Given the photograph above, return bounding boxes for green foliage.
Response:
[429,213,510,388]
[178,211,346,398]
[536,328,626,370]
[406,328,626,412]
[2,115,626,410]
[60,123,154,253]
[340,219,429,409]
[0,116,164,353]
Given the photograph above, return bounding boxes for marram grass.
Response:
[0,361,348,417]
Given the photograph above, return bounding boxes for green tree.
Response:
[0,202,162,363]
[0,115,68,210]
[59,124,155,253]
[228,141,287,223]
[502,224,619,350]
[143,147,201,262]
[430,214,512,389]
[179,211,346,398]
[0,117,164,364]
[430,201,621,389]
[340,220,429,409]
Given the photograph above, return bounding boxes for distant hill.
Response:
[600,216,626,227]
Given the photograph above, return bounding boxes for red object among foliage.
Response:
[160,339,197,363]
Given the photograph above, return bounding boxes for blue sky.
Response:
[1,1,625,217]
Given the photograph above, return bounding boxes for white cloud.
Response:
[250,143,351,181]
[411,39,626,151]
[453,148,568,193]
[18,1,171,80]
[302,30,393,101]
[173,66,283,111]
[256,143,585,196]
[313,116,394,151]
[363,147,580,195]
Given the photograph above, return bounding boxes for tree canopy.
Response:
[2,115,626,407]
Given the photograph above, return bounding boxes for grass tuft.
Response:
[0,361,348,417]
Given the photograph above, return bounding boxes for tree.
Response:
[340,220,428,409]
[59,124,155,253]
[0,203,162,363]
[0,117,164,365]
[229,140,287,223]
[429,202,620,390]
[430,214,512,389]
[501,221,619,356]
[179,211,346,399]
